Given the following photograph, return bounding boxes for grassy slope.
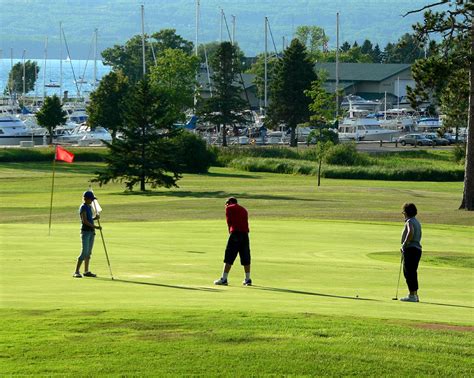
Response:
[0,163,472,375]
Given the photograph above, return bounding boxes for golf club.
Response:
[392,253,403,300]
[92,201,114,280]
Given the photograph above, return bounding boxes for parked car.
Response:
[423,133,449,146]
[397,134,434,146]
[443,133,465,144]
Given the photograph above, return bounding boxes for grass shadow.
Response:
[253,285,378,302]
[96,277,221,292]
[115,190,326,202]
[201,171,262,179]
[419,301,473,309]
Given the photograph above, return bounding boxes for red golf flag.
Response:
[55,145,74,163]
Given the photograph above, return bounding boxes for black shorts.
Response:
[224,232,251,266]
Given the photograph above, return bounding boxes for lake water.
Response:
[0,58,111,99]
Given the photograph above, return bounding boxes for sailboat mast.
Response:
[335,12,340,118]
[43,37,48,100]
[59,22,63,101]
[194,0,200,108]
[264,17,268,111]
[93,28,98,91]
[22,49,26,100]
[141,5,146,77]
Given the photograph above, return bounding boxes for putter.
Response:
[92,201,114,280]
[392,253,403,300]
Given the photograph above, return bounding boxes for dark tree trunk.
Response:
[290,126,296,147]
[222,124,227,147]
[460,21,474,210]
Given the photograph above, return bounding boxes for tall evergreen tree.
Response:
[267,39,317,147]
[360,39,374,56]
[197,42,250,147]
[372,44,383,63]
[94,79,182,191]
[35,95,67,144]
[406,1,473,210]
[340,41,351,52]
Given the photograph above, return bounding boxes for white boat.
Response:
[55,124,112,145]
[340,95,381,112]
[45,80,60,88]
[338,109,400,141]
[0,112,46,145]
[378,108,417,132]
[416,117,441,132]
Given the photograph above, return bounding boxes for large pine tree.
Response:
[197,41,250,147]
[267,39,316,147]
[95,79,182,191]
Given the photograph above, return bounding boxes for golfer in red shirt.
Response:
[214,197,252,286]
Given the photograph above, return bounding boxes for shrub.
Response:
[452,144,466,164]
[172,132,216,173]
[324,143,369,166]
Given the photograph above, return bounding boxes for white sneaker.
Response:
[400,295,419,302]
[214,277,228,286]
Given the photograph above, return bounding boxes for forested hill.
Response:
[2,0,442,59]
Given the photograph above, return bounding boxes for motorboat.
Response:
[338,108,400,141]
[0,112,46,145]
[340,95,381,112]
[54,124,112,145]
[378,108,417,132]
[416,117,441,132]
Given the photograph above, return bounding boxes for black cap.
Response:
[83,191,97,200]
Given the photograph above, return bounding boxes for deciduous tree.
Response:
[87,70,129,141]
[5,60,39,96]
[406,0,473,210]
[149,49,199,122]
[35,95,67,145]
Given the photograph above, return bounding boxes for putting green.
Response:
[1,219,472,324]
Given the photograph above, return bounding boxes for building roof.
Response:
[315,63,412,82]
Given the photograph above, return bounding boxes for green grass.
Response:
[0,162,473,375]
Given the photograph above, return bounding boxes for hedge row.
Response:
[0,147,108,162]
[229,157,464,182]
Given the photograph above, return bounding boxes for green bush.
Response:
[324,143,370,166]
[215,146,318,166]
[452,144,466,164]
[229,158,317,175]
[172,132,216,173]
[323,166,464,181]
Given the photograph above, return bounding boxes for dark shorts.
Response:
[224,232,251,266]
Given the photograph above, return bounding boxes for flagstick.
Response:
[92,200,114,280]
[48,156,56,235]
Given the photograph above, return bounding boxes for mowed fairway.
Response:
[1,162,473,376]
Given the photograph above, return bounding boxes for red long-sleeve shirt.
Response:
[225,203,249,233]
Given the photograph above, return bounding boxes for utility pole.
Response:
[264,17,268,112]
